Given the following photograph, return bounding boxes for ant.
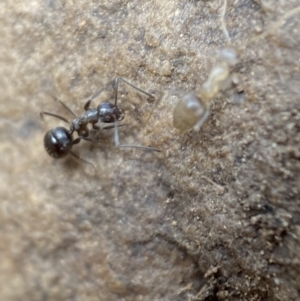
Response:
[40,77,160,168]
[173,47,239,133]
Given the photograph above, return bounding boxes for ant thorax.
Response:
[70,109,98,133]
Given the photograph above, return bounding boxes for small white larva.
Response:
[173,93,210,133]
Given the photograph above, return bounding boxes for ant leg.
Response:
[80,123,127,142]
[91,123,126,131]
[67,138,96,171]
[72,137,81,145]
[57,100,77,118]
[67,149,96,172]
[81,124,125,142]
[118,77,155,99]
[113,119,160,152]
[112,77,156,122]
[49,93,77,118]
[102,123,126,130]
[84,77,155,110]
[81,136,95,142]
[193,110,210,131]
[92,123,126,130]
[112,77,155,106]
[84,86,107,111]
[40,111,69,123]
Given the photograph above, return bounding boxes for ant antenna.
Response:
[84,87,107,111]
[48,93,78,118]
[40,111,70,123]
[57,99,77,118]
[83,77,154,111]
[40,97,78,123]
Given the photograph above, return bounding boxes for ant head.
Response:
[44,126,73,158]
[98,102,124,123]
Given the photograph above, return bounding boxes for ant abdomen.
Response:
[173,93,210,133]
[44,126,73,158]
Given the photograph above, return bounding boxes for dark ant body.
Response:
[41,77,160,167]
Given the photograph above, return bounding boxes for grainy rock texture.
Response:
[0,0,299,300]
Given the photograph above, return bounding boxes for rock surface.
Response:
[0,0,299,300]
